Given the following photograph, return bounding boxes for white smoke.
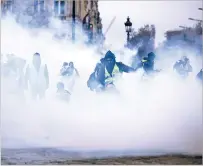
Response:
[1,16,202,156]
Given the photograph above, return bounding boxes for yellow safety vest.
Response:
[142,59,148,63]
[105,64,121,85]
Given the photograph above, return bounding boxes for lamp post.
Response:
[124,16,132,47]
[72,0,76,42]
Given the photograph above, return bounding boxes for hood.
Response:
[148,52,156,60]
[104,50,116,60]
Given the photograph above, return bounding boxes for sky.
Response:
[98,0,202,48]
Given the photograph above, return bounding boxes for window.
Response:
[90,0,93,8]
[34,0,44,13]
[54,1,59,15]
[60,0,65,15]
[34,0,38,12]
[79,1,81,17]
[39,0,44,13]
[54,0,66,16]
[3,0,13,12]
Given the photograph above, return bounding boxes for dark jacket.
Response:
[135,57,155,74]
[87,60,135,90]
[134,52,157,74]
[87,50,135,90]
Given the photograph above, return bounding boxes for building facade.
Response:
[1,0,103,40]
[164,23,202,55]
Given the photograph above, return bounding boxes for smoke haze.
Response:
[1,10,202,157]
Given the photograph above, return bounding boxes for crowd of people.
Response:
[87,50,202,92]
[1,49,202,102]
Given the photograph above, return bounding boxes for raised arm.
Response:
[117,62,135,73]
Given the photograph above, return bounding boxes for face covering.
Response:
[105,58,115,74]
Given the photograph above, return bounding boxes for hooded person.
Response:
[60,62,69,76]
[66,62,80,77]
[134,52,160,75]
[58,61,79,94]
[173,55,193,78]
[87,50,135,91]
[24,53,49,99]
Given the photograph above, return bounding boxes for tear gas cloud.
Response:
[1,16,202,156]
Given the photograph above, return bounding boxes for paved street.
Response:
[1,148,202,165]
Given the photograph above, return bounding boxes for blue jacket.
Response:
[134,52,157,74]
[135,57,155,74]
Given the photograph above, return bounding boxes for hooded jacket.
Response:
[87,51,135,89]
[135,52,156,74]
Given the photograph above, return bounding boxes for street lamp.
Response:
[72,0,76,42]
[124,16,132,46]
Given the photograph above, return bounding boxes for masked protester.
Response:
[173,56,193,78]
[87,50,135,92]
[135,52,160,74]
[25,53,49,100]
